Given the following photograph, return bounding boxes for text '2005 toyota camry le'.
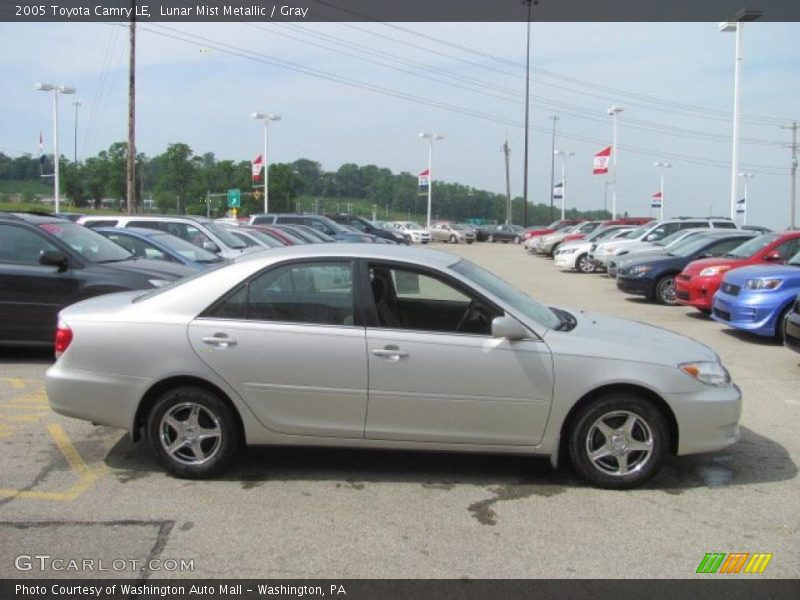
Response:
[45,245,741,489]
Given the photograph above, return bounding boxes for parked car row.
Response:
[541,215,800,352]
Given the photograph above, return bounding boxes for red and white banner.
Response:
[593,146,612,175]
[251,154,263,180]
[418,168,430,195]
[651,192,662,208]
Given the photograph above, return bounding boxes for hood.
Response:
[722,264,800,285]
[615,248,669,265]
[682,256,747,276]
[97,258,195,279]
[544,309,718,367]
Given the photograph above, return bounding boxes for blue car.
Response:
[711,250,800,339]
[96,227,226,272]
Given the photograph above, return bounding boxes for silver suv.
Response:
[77,215,254,260]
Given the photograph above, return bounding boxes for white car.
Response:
[554,227,635,273]
[390,222,431,244]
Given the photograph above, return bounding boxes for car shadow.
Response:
[103,426,795,492]
[0,347,54,365]
[720,328,783,346]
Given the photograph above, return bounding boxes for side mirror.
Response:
[39,250,69,271]
[764,251,782,262]
[202,241,220,253]
[491,316,528,340]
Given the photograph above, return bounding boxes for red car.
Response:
[560,218,654,244]
[522,219,582,241]
[675,231,800,312]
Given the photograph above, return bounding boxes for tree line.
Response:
[0,144,611,224]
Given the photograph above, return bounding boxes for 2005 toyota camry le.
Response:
[45,244,741,489]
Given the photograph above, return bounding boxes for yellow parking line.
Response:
[8,378,27,389]
[47,423,95,480]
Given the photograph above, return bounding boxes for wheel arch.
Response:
[132,376,245,443]
[557,383,679,463]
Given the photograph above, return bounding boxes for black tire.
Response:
[449,234,457,244]
[775,303,793,342]
[655,275,677,305]
[549,243,560,256]
[147,386,241,479]
[575,253,596,274]
[568,394,669,489]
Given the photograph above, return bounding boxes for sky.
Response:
[1,20,798,229]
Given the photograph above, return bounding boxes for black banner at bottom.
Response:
[3,579,800,600]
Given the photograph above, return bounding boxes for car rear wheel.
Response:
[576,253,595,273]
[147,386,240,479]
[568,394,669,489]
[449,234,457,244]
[655,275,677,305]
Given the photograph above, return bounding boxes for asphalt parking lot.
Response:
[1,242,798,579]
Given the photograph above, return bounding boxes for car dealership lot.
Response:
[1,243,798,579]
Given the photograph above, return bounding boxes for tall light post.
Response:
[72,101,81,164]
[607,105,624,219]
[522,0,535,227]
[738,171,754,225]
[35,83,76,214]
[419,132,444,229]
[548,115,559,222]
[720,10,761,220]
[554,149,574,220]
[654,161,672,220]
[251,112,281,214]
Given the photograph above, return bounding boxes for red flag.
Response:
[651,192,662,208]
[252,154,263,181]
[593,146,612,175]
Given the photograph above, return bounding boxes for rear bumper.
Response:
[667,384,742,456]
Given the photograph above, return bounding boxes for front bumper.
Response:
[616,274,654,297]
[554,252,578,270]
[667,383,742,456]
[711,291,784,337]
[674,274,717,311]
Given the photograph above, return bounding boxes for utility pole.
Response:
[783,121,798,229]
[126,15,136,215]
[503,132,512,224]
[548,115,558,222]
[522,0,535,228]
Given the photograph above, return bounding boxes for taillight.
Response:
[55,321,73,358]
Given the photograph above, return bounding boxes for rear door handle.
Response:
[201,335,237,348]
[371,346,408,360]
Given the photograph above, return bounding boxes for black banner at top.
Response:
[2,0,800,23]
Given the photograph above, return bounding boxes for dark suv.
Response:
[0,213,194,346]
[327,214,409,244]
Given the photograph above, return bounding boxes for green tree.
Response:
[159,143,194,214]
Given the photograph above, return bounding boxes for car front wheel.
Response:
[147,386,240,479]
[450,234,457,244]
[655,275,677,305]
[575,253,595,273]
[568,394,669,489]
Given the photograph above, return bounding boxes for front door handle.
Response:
[201,335,237,348]
[371,345,408,360]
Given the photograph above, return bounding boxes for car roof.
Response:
[234,241,460,267]
[95,226,165,237]
[0,211,66,225]
[80,214,213,224]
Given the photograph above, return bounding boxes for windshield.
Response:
[204,223,248,249]
[451,224,467,231]
[39,222,133,263]
[789,250,800,266]
[624,224,649,239]
[655,229,693,247]
[451,259,561,330]
[152,232,223,262]
[725,233,780,258]
[669,235,745,258]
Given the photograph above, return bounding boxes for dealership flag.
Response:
[251,154,263,181]
[736,197,746,214]
[553,182,564,200]
[593,146,612,175]
[651,191,662,208]
[38,131,45,167]
[418,168,430,195]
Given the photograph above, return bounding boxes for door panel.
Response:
[366,329,553,445]
[189,320,368,438]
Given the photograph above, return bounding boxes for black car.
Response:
[0,212,195,346]
[327,214,408,245]
[487,224,526,244]
[784,294,800,353]
[616,232,756,305]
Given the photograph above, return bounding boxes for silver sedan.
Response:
[429,223,476,244]
[46,245,741,489]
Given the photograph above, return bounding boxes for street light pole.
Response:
[738,171,754,226]
[607,105,624,220]
[72,101,81,164]
[35,83,76,214]
[554,150,574,220]
[654,161,672,220]
[251,112,281,214]
[419,132,443,229]
[548,115,559,222]
[522,0,535,227]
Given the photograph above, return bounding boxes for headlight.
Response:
[744,278,781,290]
[148,279,171,288]
[628,265,653,276]
[699,265,732,277]
[680,361,731,387]
[560,248,577,254]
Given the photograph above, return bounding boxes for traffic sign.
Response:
[227,189,241,208]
